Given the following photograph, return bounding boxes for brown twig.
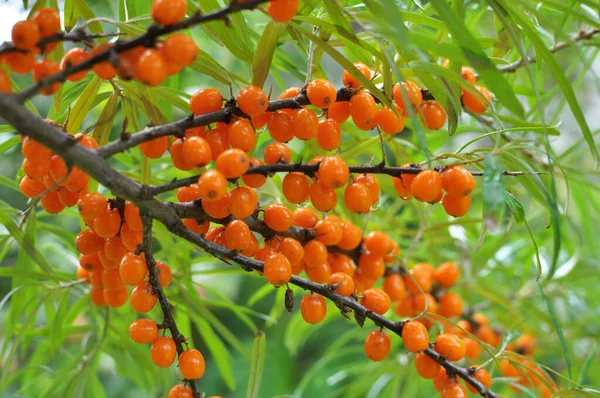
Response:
[0,31,124,56]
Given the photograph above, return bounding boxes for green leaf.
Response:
[504,190,524,223]
[66,77,102,134]
[0,213,53,274]
[252,21,286,88]
[246,330,266,398]
[64,0,103,33]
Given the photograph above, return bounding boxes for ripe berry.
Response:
[129,318,158,344]
[442,165,475,197]
[344,182,372,213]
[383,274,406,301]
[91,43,117,79]
[363,231,392,257]
[224,220,252,250]
[329,254,355,277]
[327,101,351,124]
[60,48,91,82]
[291,108,318,140]
[22,136,53,161]
[414,353,442,378]
[12,20,40,50]
[329,222,356,251]
[280,238,304,265]
[308,181,337,212]
[154,261,172,288]
[120,252,147,285]
[316,118,342,151]
[282,172,309,204]
[433,368,457,392]
[102,268,125,290]
[264,142,292,165]
[318,156,349,189]
[197,170,227,200]
[241,158,267,188]
[315,219,342,246]
[104,236,128,263]
[237,85,268,116]
[358,253,385,280]
[130,281,158,313]
[32,8,60,37]
[75,229,104,255]
[136,49,168,86]
[179,136,211,167]
[168,385,193,398]
[94,206,121,239]
[434,333,466,362]
[462,85,492,114]
[442,194,471,217]
[328,272,354,296]
[33,60,61,95]
[360,288,390,315]
[229,186,258,219]
[151,0,187,26]
[40,191,65,214]
[202,192,231,219]
[349,91,377,125]
[303,240,328,268]
[401,320,429,352]
[392,81,422,110]
[5,51,35,74]
[104,287,128,307]
[150,336,177,367]
[263,253,292,287]
[278,86,301,100]
[442,384,468,398]
[420,101,447,130]
[20,176,46,198]
[300,293,327,324]
[264,204,293,232]
[307,78,336,108]
[228,119,256,152]
[293,207,319,228]
[190,88,222,115]
[162,33,198,67]
[216,149,249,179]
[267,111,294,142]
[179,349,206,380]
[22,157,47,180]
[120,223,143,252]
[375,106,405,135]
[434,262,460,288]
[364,329,391,361]
[438,292,464,318]
[342,62,372,88]
[466,366,492,393]
[268,0,299,22]
[117,45,145,79]
[410,169,443,203]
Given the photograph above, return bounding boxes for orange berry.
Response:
[267,110,294,142]
[414,353,441,378]
[344,182,372,213]
[20,175,46,198]
[102,267,125,290]
[229,186,258,219]
[375,106,405,135]
[306,78,336,108]
[12,20,40,50]
[228,119,256,152]
[383,274,406,301]
[98,248,120,269]
[5,51,35,74]
[170,139,194,171]
[57,188,79,207]
[197,170,227,200]
[303,240,328,268]
[342,62,372,88]
[318,156,349,189]
[516,334,537,355]
[88,270,103,287]
[279,238,304,266]
[360,288,390,314]
[94,206,121,239]
[460,66,476,84]
[32,8,60,37]
[22,137,51,161]
[140,136,169,159]
[120,223,143,250]
[363,231,392,257]
[316,118,342,151]
[364,329,391,361]
[76,266,90,282]
[151,0,187,26]
[349,91,377,125]
[306,261,333,283]
[404,263,433,294]
[251,111,271,129]
[282,172,309,204]
[237,85,268,116]
[442,166,475,197]
[420,101,447,130]
[328,272,354,296]
[442,194,471,217]
[0,70,11,94]
[182,219,209,234]
[435,334,466,362]
[293,207,319,228]
[129,318,158,344]
[91,43,117,79]
[392,81,423,110]
[442,384,468,398]
[438,292,464,318]
[337,222,361,251]
[216,148,249,179]
[291,108,318,140]
[268,0,299,22]
[77,194,107,220]
[168,385,193,398]
[434,262,460,288]
[104,287,128,307]
[190,88,222,115]
[202,192,231,219]
[180,136,211,167]
[33,59,61,95]
[410,169,443,203]
[401,320,430,352]
[263,253,292,286]
[162,33,198,67]
[264,142,292,165]
[300,293,327,324]
[150,336,177,367]
[358,253,385,280]
[466,367,492,393]
[327,101,351,124]
[40,191,64,214]
[224,220,252,250]
[122,202,143,232]
[329,254,355,277]
[120,252,148,285]
[136,49,168,86]
[462,85,492,114]
[104,236,128,262]
[79,253,101,271]
[433,368,457,392]
[242,158,267,188]
[179,349,206,380]
[309,181,337,212]
[264,203,293,232]
[130,280,158,313]
[75,229,104,255]
[60,48,91,82]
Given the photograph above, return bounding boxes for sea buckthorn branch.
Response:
[16,0,271,101]
[498,28,600,72]
[0,30,124,56]
[1,94,498,397]
[140,213,201,398]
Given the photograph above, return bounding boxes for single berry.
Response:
[434,333,466,362]
[150,336,177,367]
[410,169,443,203]
[237,85,268,116]
[401,320,430,352]
[282,172,309,204]
[306,78,336,108]
[342,62,372,88]
[263,253,292,287]
[364,329,391,361]
[179,349,206,380]
[129,319,159,344]
[300,293,327,324]
[360,288,391,315]
[328,272,354,296]
[151,0,187,26]
[264,203,293,232]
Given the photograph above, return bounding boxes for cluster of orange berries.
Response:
[18,123,95,214]
[393,165,476,217]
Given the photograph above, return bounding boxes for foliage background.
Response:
[0,0,599,397]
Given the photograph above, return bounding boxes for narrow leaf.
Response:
[246,330,266,398]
